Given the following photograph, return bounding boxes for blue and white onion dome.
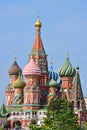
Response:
[49,60,58,81]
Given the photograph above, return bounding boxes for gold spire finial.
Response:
[14,51,16,61]
[35,12,42,27]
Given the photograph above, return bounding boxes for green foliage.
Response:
[29,97,83,130]
[0,103,6,114]
[0,127,4,130]
[46,97,82,130]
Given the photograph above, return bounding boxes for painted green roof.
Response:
[49,78,58,88]
[13,74,25,88]
[58,54,76,77]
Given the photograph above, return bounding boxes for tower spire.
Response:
[71,66,86,111]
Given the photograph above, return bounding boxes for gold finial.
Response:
[14,51,16,61]
[35,13,42,27]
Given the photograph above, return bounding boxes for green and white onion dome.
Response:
[58,54,76,77]
[13,73,25,88]
[49,78,58,88]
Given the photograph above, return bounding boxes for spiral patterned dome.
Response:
[8,60,22,75]
[23,58,41,76]
[49,78,58,88]
[58,54,76,77]
[13,73,25,88]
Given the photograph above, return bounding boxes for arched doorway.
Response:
[4,120,11,129]
[13,120,21,129]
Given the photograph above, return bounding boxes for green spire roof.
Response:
[49,78,58,88]
[13,73,25,88]
[58,54,76,77]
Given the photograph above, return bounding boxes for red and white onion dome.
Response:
[23,58,41,76]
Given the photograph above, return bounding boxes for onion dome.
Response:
[8,60,21,75]
[35,16,42,27]
[49,78,58,88]
[13,73,25,88]
[58,54,76,77]
[23,58,41,76]
[49,59,58,81]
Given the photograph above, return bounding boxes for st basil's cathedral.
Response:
[3,17,87,129]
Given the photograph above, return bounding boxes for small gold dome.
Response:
[35,17,42,27]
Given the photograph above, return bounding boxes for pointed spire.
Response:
[71,66,85,110]
[30,17,46,56]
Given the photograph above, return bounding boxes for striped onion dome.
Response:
[8,60,22,75]
[49,78,58,88]
[23,58,41,76]
[13,73,25,88]
[58,54,76,77]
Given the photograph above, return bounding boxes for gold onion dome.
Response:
[35,17,42,27]
[58,54,76,77]
[13,73,25,88]
[49,78,58,88]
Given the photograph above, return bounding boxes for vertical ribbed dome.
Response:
[8,60,22,75]
[58,54,76,77]
[23,58,41,76]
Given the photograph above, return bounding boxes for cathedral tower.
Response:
[58,54,76,100]
[23,58,41,110]
[12,72,25,104]
[71,66,86,112]
[30,17,48,85]
[6,59,21,106]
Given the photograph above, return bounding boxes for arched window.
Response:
[72,101,74,108]
[17,112,19,115]
[77,101,80,109]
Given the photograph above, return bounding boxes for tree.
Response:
[29,97,83,130]
[46,97,82,130]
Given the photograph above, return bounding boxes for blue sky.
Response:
[0,0,87,105]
